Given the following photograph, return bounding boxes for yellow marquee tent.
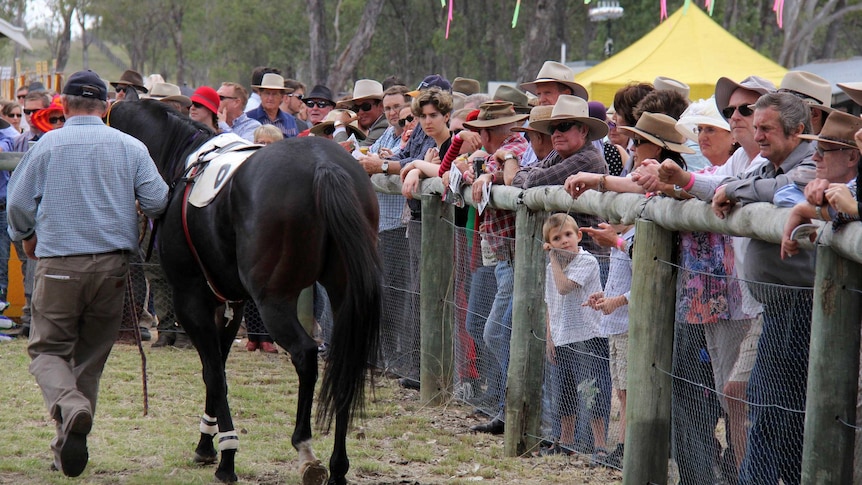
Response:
[575,4,787,105]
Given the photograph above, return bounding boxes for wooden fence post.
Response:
[419,194,454,405]
[623,219,677,485]
[504,207,546,457]
[801,246,862,484]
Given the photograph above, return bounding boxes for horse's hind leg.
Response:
[257,300,327,484]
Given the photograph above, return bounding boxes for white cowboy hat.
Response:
[252,73,288,91]
[528,95,609,142]
[337,79,384,107]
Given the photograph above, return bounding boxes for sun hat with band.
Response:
[837,82,862,106]
[452,77,481,96]
[529,95,609,142]
[492,85,531,114]
[462,101,528,131]
[519,61,588,100]
[336,79,384,109]
[190,86,220,115]
[148,82,192,107]
[674,97,730,142]
[779,71,833,114]
[111,69,148,93]
[30,95,65,133]
[714,75,776,117]
[309,109,366,140]
[511,105,554,134]
[798,110,862,149]
[253,73,289,91]
[618,112,695,154]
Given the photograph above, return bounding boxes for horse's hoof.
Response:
[215,468,238,483]
[194,451,218,465]
[300,460,328,485]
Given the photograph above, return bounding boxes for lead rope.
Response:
[126,270,149,416]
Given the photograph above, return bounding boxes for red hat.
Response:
[31,95,64,133]
[190,86,219,115]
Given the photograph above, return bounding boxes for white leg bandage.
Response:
[200,413,218,435]
[218,430,239,451]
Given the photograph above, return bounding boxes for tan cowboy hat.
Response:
[519,61,588,100]
[309,109,366,140]
[253,73,288,91]
[654,76,690,99]
[780,71,833,113]
[462,101,528,130]
[337,79,384,107]
[111,69,148,93]
[452,77,481,96]
[619,112,695,154]
[511,105,554,134]
[529,95,609,142]
[148,82,191,107]
[714,75,775,114]
[493,85,531,114]
[798,110,862,148]
[838,82,862,106]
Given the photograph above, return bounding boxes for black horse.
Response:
[107,100,382,485]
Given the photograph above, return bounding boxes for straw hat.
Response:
[837,82,862,106]
[519,61,588,100]
[253,73,288,91]
[779,71,833,114]
[309,109,366,140]
[675,97,730,142]
[462,101,528,130]
[654,76,690,99]
[148,82,192,107]
[529,95,609,142]
[714,75,776,114]
[798,110,862,149]
[511,105,554,134]
[341,79,384,104]
[619,112,695,154]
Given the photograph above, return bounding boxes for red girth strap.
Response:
[181,168,230,303]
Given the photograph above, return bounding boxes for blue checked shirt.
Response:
[7,115,169,257]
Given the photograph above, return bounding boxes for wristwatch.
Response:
[381,160,389,174]
[504,153,517,162]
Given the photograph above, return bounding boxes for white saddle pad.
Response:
[185,133,260,208]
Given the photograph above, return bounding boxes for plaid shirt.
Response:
[511,143,609,255]
[482,133,529,261]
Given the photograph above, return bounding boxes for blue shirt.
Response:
[369,125,402,155]
[7,115,169,257]
[247,106,298,138]
[220,113,262,142]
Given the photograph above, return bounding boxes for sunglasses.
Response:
[218,95,237,101]
[632,138,651,146]
[549,121,578,134]
[6,113,21,118]
[398,115,414,127]
[287,93,303,99]
[191,102,206,109]
[16,95,25,99]
[814,145,850,157]
[49,116,65,124]
[354,101,377,112]
[721,104,754,118]
[304,100,331,109]
[23,108,41,115]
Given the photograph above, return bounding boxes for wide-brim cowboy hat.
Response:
[452,77,481,96]
[519,61,588,100]
[798,110,862,149]
[493,85,531,114]
[252,73,288,91]
[111,69,148,93]
[619,112,695,154]
[462,101,528,130]
[654,76,690,99]
[529,95,609,142]
[336,79,384,108]
[779,70,834,114]
[511,105,554,134]
[838,82,862,106]
[310,109,366,140]
[148,82,192,107]
[714,75,775,114]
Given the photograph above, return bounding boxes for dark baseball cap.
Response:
[408,74,452,96]
[63,70,107,101]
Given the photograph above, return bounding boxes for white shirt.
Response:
[544,248,603,346]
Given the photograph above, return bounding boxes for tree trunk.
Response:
[54,6,75,73]
[325,0,386,93]
[307,0,330,87]
[517,0,552,83]
[169,3,185,86]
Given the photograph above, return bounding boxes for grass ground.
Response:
[0,336,622,484]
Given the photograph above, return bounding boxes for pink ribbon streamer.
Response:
[660,0,668,20]
[445,0,453,39]
[773,0,784,28]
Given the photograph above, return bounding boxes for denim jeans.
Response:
[482,260,514,416]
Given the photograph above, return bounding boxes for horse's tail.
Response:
[312,163,382,431]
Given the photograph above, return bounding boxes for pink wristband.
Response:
[682,173,695,191]
[615,237,626,251]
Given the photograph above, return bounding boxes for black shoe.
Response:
[399,378,420,390]
[470,417,504,435]
[139,326,151,341]
[60,409,92,477]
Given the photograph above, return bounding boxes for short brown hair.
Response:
[542,213,578,243]
[411,87,453,117]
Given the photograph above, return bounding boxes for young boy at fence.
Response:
[584,222,634,468]
[541,213,606,455]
